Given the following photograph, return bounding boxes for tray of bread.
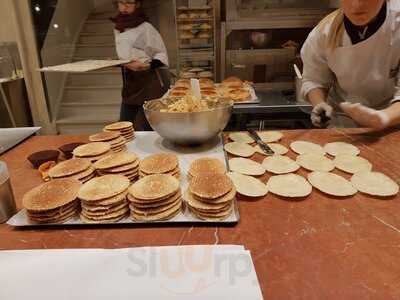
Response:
[167,77,259,104]
[8,131,240,227]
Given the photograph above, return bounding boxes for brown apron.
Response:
[121,67,170,105]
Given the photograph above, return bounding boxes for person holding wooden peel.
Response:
[301,0,400,130]
[111,0,170,130]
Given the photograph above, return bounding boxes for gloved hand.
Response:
[311,102,334,128]
[340,102,389,130]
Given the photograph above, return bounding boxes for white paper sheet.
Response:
[0,246,263,300]
[0,127,41,155]
[39,60,130,73]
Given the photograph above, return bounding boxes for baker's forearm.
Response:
[383,101,400,127]
[307,88,328,107]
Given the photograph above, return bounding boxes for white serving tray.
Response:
[38,59,130,73]
[7,132,239,227]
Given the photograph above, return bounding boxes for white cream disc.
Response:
[229,158,265,176]
[254,143,289,156]
[224,142,255,158]
[290,141,326,155]
[308,171,357,197]
[262,155,300,174]
[227,172,268,197]
[296,153,335,172]
[228,132,254,144]
[333,155,372,174]
[351,172,399,197]
[267,174,312,198]
[324,142,360,156]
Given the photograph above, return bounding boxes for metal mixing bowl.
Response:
[143,98,233,145]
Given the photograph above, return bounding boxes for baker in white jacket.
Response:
[111,0,170,130]
[301,0,400,130]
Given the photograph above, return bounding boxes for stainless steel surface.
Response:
[248,129,275,155]
[232,90,312,114]
[0,162,16,223]
[144,98,233,145]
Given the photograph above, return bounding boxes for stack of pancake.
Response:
[94,153,139,183]
[104,121,135,142]
[78,174,131,223]
[128,174,182,222]
[185,173,235,221]
[89,131,127,153]
[48,158,95,183]
[73,142,112,163]
[23,178,81,223]
[139,153,180,180]
[188,157,226,181]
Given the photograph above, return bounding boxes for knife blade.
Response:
[247,129,275,156]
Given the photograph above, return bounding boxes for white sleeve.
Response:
[144,25,169,67]
[391,70,400,103]
[114,29,132,60]
[300,28,335,101]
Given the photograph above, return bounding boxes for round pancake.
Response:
[77,151,112,163]
[80,212,127,224]
[101,161,139,173]
[296,153,335,172]
[129,191,181,209]
[267,174,312,198]
[262,155,300,174]
[224,142,255,157]
[29,210,77,224]
[68,166,96,180]
[28,201,79,218]
[110,136,126,145]
[28,204,78,221]
[99,166,139,176]
[227,172,268,198]
[351,172,399,197]
[83,202,128,217]
[82,190,128,206]
[73,142,111,157]
[333,154,372,174]
[189,173,233,200]
[254,143,289,156]
[290,141,326,155]
[23,178,81,211]
[308,171,357,197]
[82,198,126,211]
[184,189,234,211]
[81,206,129,220]
[78,175,130,201]
[189,157,226,178]
[189,206,232,221]
[324,142,360,157]
[104,121,133,131]
[139,153,178,174]
[131,201,182,221]
[129,174,180,201]
[89,131,121,142]
[94,153,138,170]
[130,197,181,215]
[48,158,91,178]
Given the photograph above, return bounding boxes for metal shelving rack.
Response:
[173,0,220,80]
[221,0,338,90]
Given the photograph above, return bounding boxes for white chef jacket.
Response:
[301,0,400,116]
[114,22,169,67]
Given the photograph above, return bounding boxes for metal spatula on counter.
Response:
[248,129,275,156]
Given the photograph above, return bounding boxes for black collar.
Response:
[344,2,387,45]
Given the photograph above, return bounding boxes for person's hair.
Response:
[320,0,387,50]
